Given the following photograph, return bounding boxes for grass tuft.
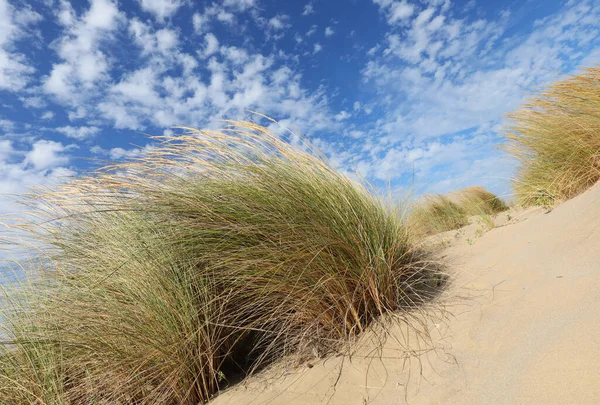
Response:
[409,186,507,237]
[504,66,600,206]
[1,121,443,404]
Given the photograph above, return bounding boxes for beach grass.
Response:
[504,66,600,206]
[409,186,508,237]
[0,121,444,404]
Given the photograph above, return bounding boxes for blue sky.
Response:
[1,0,600,220]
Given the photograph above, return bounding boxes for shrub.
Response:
[504,66,600,206]
[0,121,443,404]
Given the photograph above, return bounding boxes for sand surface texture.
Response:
[213,184,600,405]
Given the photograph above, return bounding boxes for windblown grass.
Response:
[409,186,508,236]
[0,121,443,404]
[505,66,600,206]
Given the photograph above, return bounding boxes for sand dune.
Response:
[213,183,600,404]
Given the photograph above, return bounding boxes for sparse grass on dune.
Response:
[409,186,508,237]
[0,121,444,404]
[505,66,600,206]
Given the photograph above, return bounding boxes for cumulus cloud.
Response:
[325,26,334,37]
[23,140,70,170]
[137,0,182,22]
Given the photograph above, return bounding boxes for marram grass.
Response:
[409,186,508,236]
[0,121,443,404]
[505,66,600,206]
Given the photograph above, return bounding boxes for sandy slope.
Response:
[213,184,600,405]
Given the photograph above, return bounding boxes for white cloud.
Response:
[389,1,414,23]
[91,144,155,160]
[56,0,75,26]
[222,0,256,10]
[306,25,317,36]
[56,126,100,140]
[20,96,46,109]
[0,119,15,132]
[221,45,249,65]
[137,0,182,22]
[193,2,252,36]
[129,19,179,56]
[0,0,42,91]
[24,140,70,170]
[0,140,13,162]
[156,28,178,52]
[0,0,338,176]
[268,15,289,30]
[325,26,334,37]
[203,33,219,57]
[0,139,76,238]
[313,43,322,54]
[95,38,336,135]
[215,9,234,24]
[302,3,314,16]
[334,110,351,121]
[43,0,123,103]
[373,0,415,24]
[193,12,208,33]
[317,0,600,195]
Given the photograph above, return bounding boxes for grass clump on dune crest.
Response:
[409,186,508,237]
[505,66,600,206]
[0,121,443,404]
[409,195,469,237]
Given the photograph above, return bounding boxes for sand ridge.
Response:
[212,183,600,404]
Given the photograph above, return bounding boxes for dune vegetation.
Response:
[409,186,508,237]
[0,121,444,404]
[505,66,600,206]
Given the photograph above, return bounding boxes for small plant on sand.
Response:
[504,66,600,206]
[0,121,444,404]
[409,186,507,237]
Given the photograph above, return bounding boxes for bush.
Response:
[504,66,600,206]
[0,121,443,404]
